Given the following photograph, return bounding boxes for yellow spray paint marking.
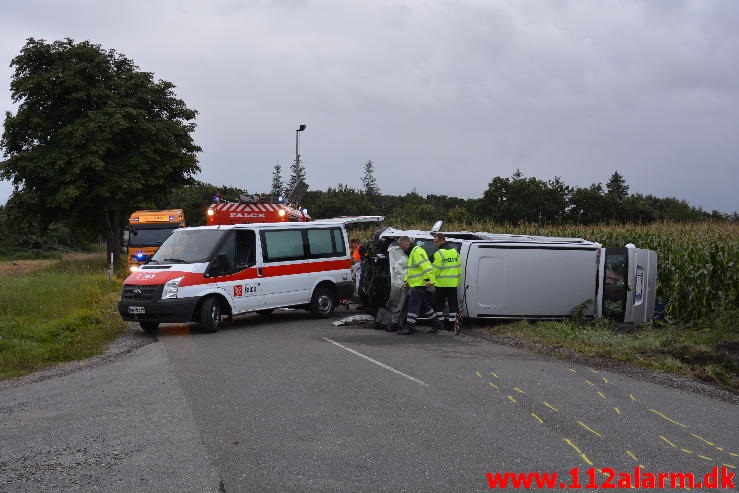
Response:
[569,368,576,373]
[475,371,482,377]
[691,434,715,446]
[629,394,637,401]
[490,372,499,379]
[564,439,583,454]
[530,413,543,424]
[513,387,525,394]
[626,450,638,461]
[716,447,724,451]
[660,436,677,448]
[507,395,517,404]
[543,401,559,412]
[597,392,606,399]
[590,369,599,374]
[585,380,597,387]
[563,439,593,466]
[730,452,739,457]
[488,382,499,390]
[681,449,693,454]
[602,377,609,384]
[578,421,603,437]
[649,409,686,428]
[724,464,736,469]
[613,407,621,414]
[697,455,713,461]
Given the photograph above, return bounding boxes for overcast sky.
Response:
[1,0,738,213]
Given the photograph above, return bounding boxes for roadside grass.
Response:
[481,311,738,392]
[0,253,127,380]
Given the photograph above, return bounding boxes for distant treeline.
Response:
[301,171,734,225]
[0,171,734,257]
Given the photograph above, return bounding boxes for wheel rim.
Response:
[317,294,331,314]
[209,304,221,327]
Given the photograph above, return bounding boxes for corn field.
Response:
[354,220,738,322]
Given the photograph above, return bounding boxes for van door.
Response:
[259,228,311,308]
[623,248,658,323]
[602,247,658,323]
[602,247,628,322]
[210,230,263,314]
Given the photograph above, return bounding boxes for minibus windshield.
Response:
[150,229,227,264]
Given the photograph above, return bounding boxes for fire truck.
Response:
[206,196,311,225]
[126,209,186,271]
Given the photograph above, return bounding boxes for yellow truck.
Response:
[126,209,185,271]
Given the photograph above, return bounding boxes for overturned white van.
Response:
[359,227,657,324]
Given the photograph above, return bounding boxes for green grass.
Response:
[0,254,127,380]
[482,311,738,391]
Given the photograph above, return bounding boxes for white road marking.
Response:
[323,337,429,387]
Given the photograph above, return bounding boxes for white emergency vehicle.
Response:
[118,218,382,333]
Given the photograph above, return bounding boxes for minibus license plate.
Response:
[128,306,145,315]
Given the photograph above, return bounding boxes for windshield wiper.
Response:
[162,258,186,263]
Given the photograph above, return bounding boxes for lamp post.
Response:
[295,124,306,170]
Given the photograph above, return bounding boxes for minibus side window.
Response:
[235,230,256,269]
[210,233,237,277]
[307,228,334,256]
[332,228,346,256]
[262,230,306,262]
[307,227,347,259]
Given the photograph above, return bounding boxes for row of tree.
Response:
[300,169,730,225]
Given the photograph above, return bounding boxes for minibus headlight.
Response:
[162,276,185,299]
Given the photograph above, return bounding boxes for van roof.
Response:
[378,227,601,248]
[181,216,384,231]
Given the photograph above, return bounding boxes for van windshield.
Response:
[150,229,227,264]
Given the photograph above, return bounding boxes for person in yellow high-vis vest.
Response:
[431,233,461,330]
[397,236,444,335]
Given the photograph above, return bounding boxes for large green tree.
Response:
[0,38,201,263]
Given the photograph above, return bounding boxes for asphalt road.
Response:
[1,310,737,492]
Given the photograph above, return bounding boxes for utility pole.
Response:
[295,124,306,171]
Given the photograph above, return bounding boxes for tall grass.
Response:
[0,254,126,380]
[353,220,738,322]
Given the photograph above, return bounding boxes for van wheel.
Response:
[200,297,223,333]
[256,309,274,315]
[309,287,335,318]
[140,321,159,334]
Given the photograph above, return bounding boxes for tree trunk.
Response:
[103,206,122,268]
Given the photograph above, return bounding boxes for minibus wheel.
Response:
[200,297,223,333]
[309,286,336,318]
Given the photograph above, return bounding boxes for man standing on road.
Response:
[397,236,443,335]
[431,233,461,330]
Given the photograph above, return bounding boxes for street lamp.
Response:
[295,124,306,170]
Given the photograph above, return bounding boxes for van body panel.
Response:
[625,248,658,323]
[462,242,599,319]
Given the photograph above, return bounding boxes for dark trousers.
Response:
[433,286,459,324]
[406,286,436,327]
